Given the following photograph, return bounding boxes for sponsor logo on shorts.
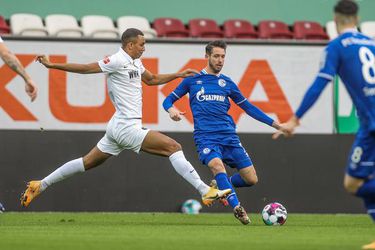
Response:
[203,148,211,154]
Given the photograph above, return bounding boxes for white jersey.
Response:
[0,36,3,42]
[98,48,145,119]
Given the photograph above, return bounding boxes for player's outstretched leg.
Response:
[20,158,85,207]
[141,131,231,206]
[21,147,111,207]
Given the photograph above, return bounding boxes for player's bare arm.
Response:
[141,68,199,86]
[0,43,37,101]
[36,54,102,74]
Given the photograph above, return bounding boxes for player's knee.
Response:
[208,159,226,175]
[343,181,359,195]
[343,175,364,195]
[245,174,258,185]
[239,172,258,185]
[166,139,182,155]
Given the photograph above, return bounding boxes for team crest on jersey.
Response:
[218,79,226,87]
[103,56,110,64]
[203,148,211,154]
[196,80,202,85]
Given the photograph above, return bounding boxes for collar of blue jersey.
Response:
[119,47,136,64]
[200,69,221,77]
[341,27,359,34]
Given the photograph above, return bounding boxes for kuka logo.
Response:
[0,55,293,124]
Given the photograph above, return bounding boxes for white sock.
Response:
[40,158,85,192]
[169,151,210,196]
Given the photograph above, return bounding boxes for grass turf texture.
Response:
[0,212,374,250]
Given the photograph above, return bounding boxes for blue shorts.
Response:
[197,142,253,170]
[346,127,375,179]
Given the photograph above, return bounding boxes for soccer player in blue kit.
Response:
[163,40,290,224]
[272,1,375,248]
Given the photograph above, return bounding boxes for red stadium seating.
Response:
[153,18,189,38]
[223,19,258,39]
[189,18,223,38]
[258,20,293,39]
[293,21,329,40]
[0,16,10,34]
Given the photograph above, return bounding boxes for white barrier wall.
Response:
[0,40,332,133]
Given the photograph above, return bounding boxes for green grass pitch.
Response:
[0,212,374,250]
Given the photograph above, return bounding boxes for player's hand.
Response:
[35,55,53,68]
[178,69,199,78]
[24,79,38,102]
[168,107,186,121]
[272,116,300,140]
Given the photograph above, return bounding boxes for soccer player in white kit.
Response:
[0,35,37,101]
[21,28,230,208]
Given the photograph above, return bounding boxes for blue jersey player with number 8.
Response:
[272,1,375,248]
[163,40,290,224]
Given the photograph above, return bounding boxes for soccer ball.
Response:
[261,202,287,226]
[181,199,202,214]
[0,202,5,213]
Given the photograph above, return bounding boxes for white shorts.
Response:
[97,116,150,155]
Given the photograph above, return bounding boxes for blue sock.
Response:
[215,172,239,208]
[229,173,252,188]
[355,179,375,221]
[364,197,375,221]
[356,179,375,199]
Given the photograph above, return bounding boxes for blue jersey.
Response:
[163,70,274,144]
[296,29,375,132]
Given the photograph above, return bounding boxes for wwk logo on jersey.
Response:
[128,70,140,79]
[196,87,226,102]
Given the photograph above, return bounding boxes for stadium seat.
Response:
[0,16,10,34]
[45,14,82,37]
[361,21,375,38]
[81,15,118,38]
[153,18,189,38]
[189,18,223,38]
[326,21,338,40]
[223,19,258,39]
[258,20,293,39]
[293,21,329,40]
[117,16,157,39]
[10,13,48,36]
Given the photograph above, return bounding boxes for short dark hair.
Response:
[205,40,227,55]
[334,0,358,16]
[121,28,144,45]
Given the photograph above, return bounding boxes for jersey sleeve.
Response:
[162,78,190,111]
[317,42,340,81]
[295,76,331,118]
[229,81,274,127]
[228,81,247,105]
[138,60,146,74]
[98,54,121,73]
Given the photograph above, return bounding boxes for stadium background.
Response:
[0,0,374,214]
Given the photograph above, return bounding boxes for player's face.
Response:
[207,47,225,74]
[132,35,146,59]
